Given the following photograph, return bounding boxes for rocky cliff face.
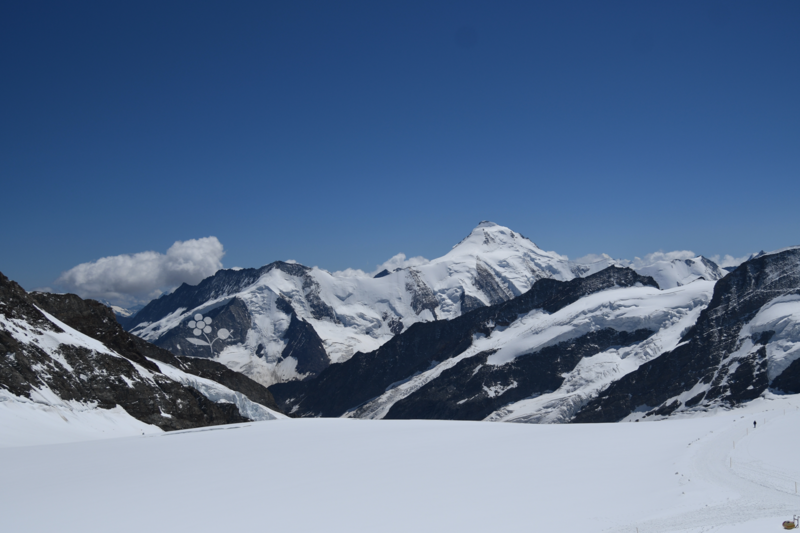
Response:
[574,248,800,422]
[29,291,283,414]
[0,271,282,431]
[382,328,654,421]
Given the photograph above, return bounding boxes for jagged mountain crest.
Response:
[130,261,310,329]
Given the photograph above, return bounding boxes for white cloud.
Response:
[574,249,753,272]
[55,237,225,306]
[331,267,371,278]
[630,250,696,270]
[372,253,429,275]
[709,254,751,268]
[572,253,615,265]
[331,253,431,278]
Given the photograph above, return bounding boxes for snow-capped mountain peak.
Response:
[449,221,539,252]
[127,222,582,386]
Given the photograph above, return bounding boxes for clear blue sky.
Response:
[2,1,799,294]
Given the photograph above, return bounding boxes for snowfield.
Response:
[1,394,799,533]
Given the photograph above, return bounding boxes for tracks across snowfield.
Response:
[609,402,800,533]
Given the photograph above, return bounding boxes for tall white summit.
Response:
[128,221,725,387]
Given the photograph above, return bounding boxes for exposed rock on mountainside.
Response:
[269,267,659,417]
[29,291,282,413]
[574,248,800,422]
[0,272,282,431]
[276,300,330,377]
[383,328,654,421]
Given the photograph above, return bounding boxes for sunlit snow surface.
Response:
[1,395,799,533]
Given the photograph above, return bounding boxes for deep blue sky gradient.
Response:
[2,1,799,290]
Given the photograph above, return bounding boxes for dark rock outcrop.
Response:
[280,309,330,377]
[474,260,513,305]
[772,356,800,394]
[302,274,339,323]
[459,289,486,313]
[29,291,281,414]
[385,328,654,421]
[1,271,282,431]
[406,269,439,318]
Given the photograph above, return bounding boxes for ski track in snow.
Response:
[607,402,800,533]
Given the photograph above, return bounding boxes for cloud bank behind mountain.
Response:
[56,237,225,306]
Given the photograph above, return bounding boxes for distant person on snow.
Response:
[753,421,757,429]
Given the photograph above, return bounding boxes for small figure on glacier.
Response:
[753,420,757,429]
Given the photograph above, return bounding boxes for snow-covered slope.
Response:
[634,255,726,289]
[127,221,727,387]
[269,266,711,419]
[0,272,284,445]
[571,253,726,289]
[2,395,799,532]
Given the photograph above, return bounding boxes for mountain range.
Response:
[125,222,727,389]
[270,245,800,422]
[3,221,797,432]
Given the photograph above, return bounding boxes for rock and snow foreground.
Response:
[2,395,799,533]
[126,221,726,387]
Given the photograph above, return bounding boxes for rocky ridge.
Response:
[574,247,800,422]
[0,271,283,432]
